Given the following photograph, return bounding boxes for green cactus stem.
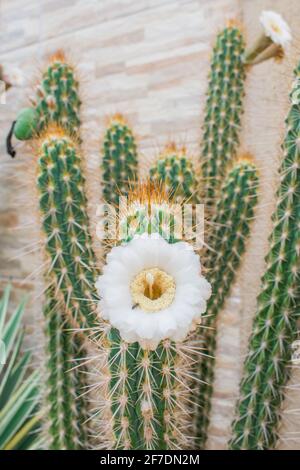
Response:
[229,63,300,450]
[37,126,98,331]
[44,291,88,449]
[29,52,96,449]
[101,114,138,206]
[13,51,80,142]
[35,51,81,134]
[195,159,259,448]
[107,186,177,450]
[37,127,98,448]
[99,183,204,450]
[201,22,246,209]
[150,143,199,203]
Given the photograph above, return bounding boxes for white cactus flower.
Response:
[260,10,291,48]
[3,66,24,87]
[96,234,211,350]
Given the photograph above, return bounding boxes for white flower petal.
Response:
[96,233,212,349]
[260,10,291,47]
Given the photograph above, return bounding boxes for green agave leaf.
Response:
[3,409,41,450]
[0,287,41,450]
[0,370,40,448]
[0,286,10,339]
[3,298,26,358]
[25,434,46,451]
[0,333,23,403]
[0,348,31,409]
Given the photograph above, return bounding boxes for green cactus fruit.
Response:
[201,22,246,209]
[13,107,39,140]
[150,143,199,203]
[195,158,259,448]
[229,63,300,450]
[102,114,138,205]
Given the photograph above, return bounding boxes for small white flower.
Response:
[2,66,24,87]
[260,10,291,48]
[96,234,211,349]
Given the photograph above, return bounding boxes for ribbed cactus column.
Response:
[100,117,140,449]
[102,114,138,205]
[35,51,81,134]
[37,127,98,330]
[107,317,179,450]
[104,188,177,450]
[37,127,97,448]
[12,51,81,143]
[201,23,246,208]
[195,159,259,448]
[96,183,212,449]
[44,291,88,449]
[150,143,199,203]
[25,52,97,449]
[229,64,300,450]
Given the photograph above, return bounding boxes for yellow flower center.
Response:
[271,23,281,34]
[130,268,176,312]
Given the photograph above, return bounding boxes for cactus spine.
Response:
[102,115,138,205]
[201,24,246,208]
[195,160,259,447]
[229,64,300,450]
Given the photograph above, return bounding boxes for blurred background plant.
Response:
[0,286,42,450]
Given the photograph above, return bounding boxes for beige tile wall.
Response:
[0,0,299,449]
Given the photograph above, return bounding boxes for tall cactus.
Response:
[102,114,138,205]
[195,159,259,448]
[229,63,300,450]
[201,23,246,208]
[96,182,212,449]
[148,142,259,449]
[150,143,199,203]
[29,53,97,448]
[194,21,252,448]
